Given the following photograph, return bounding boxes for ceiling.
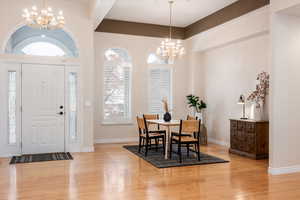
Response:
[105,0,238,27]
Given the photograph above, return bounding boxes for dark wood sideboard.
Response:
[229,119,269,159]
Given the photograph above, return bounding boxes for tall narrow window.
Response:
[8,71,17,144]
[69,72,78,141]
[103,48,132,123]
[148,67,172,114]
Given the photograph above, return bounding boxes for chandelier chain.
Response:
[156,0,185,64]
[169,0,173,39]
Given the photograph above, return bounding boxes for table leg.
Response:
[165,126,170,159]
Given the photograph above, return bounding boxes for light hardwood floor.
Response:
[1,143,300,200]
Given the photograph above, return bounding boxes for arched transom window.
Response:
[5,26,78,57]
[21,41,66,57]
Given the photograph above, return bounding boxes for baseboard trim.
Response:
[0,153,21,158]
[268,165,300,175]
[208,138,230,147]
[95,137,138,144]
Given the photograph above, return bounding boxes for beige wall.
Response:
[194,34,270,146]
[0,0,95,151]
[187,6,270,146]
[269,6,300,173]
[271,0,300,12]
[94,32,189,142]
[188,6,269,52]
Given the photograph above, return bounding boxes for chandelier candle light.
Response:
[156,0,185,64]
[22,0,65,30]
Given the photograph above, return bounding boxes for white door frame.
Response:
[0,55,82,156]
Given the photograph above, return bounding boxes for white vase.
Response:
[253,103,263,121]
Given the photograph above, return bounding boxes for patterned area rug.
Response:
[10,152,73,164]
[123,145,229,168]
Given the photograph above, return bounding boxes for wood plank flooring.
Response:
[0,143,300,200]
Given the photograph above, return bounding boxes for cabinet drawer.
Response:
[245,135,255,153]
[231,120,238,130]
[237,121,245,131]
[246,122,255,133]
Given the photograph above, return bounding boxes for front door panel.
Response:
[22,64,65,154]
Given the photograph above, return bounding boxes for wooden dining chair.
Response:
[136,116,166,156]
[171,115,198,138]
[143,114,166,150]
[187,115,207,145]
[170,119,201,162]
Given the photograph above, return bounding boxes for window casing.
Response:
[8,71,17,144]
[68,72,78,141]
[103,48,132,124]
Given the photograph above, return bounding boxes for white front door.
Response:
[21,64,65,154]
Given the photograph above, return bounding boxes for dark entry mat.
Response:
[10,152,73,164]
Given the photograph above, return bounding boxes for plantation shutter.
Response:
[103,60,131,123]
[148,67,172,114]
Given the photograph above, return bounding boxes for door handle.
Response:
[57,111,64,115]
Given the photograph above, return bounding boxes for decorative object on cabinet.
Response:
[247,71,270,120]
[237,94,248,120]
[229,119,269,159]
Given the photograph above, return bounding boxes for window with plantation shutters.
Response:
[103,48,132,123]
[148,67,172,115]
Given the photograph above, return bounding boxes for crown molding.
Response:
[185,0,270,38]
[96,19,185,39]
[95,0,270,40]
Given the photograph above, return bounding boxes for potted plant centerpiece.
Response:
[186,95,207,123]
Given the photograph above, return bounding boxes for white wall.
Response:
[187,6,270,146]
[195,34,269,145]
[94,32,189,143]
[271,0,300,12]
[0,0,95,153]
[269,4,300,174]
[188,6,269,52]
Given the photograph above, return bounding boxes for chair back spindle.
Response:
[187,115,198,120]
